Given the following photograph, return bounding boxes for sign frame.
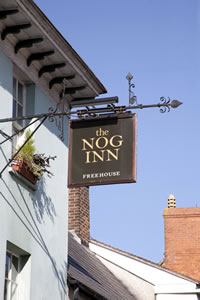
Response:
[68,113,137,187]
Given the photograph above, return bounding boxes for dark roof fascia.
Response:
[68,274,107,300]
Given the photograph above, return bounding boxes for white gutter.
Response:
[155,284,200,294]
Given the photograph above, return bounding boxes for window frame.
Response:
[12,76,26,130]
[12,76,27,153]
[4,250,20,300]
[3,241,31,300]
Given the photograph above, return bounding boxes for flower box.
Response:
[11,159,37,185]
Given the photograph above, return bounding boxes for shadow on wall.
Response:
[0,177,67,300]
[0,141,57,224]
[31,179,56,224]
[0,117,67,297]
[0,144,66,298]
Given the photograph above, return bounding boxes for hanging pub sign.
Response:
[68,113,137,187]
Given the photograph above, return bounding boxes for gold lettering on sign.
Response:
[82,137,95,150]
[106,149,120,161]
[81,128,123,163]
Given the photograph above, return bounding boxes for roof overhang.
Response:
[0,0,107,106]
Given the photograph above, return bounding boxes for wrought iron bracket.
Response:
[0,73,182,176]
[126,72,138,105]
[74,97,182,118]
[0,97,182,123]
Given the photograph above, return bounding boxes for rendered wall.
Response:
[0,49,68,300]
[96,255,154,300]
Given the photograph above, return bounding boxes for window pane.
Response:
[11,256,19,281]
[17,104,23,117]
[17,104,23,127]
[5,253,11,279]
[18,83,23,105]
[12,99,16,118]
[13,78,16,99]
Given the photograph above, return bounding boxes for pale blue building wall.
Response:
[0,49,68,300]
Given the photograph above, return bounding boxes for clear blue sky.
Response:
[34,0,200,262]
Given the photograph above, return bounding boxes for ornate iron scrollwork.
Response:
[48,81,67,141]
[159,97,171,113]
[48,105,64,141]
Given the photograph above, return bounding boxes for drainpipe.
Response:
[73,286,79,300]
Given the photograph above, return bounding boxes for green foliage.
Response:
[16,129,35,162]
[16,129,35,172]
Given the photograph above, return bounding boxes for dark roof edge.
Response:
[68,273,106,300]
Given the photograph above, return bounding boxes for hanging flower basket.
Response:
[11,159,37,184]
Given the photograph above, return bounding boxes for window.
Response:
[4,251,20,300]
[3,242,31,300]
[12,77,26,153]
[13,77,25,128]
[12,68,35,154]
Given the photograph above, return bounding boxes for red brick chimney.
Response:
[163,194,200,281]
[68,187,90,246]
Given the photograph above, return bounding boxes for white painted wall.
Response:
[97,255,155,300]
[90,241,200,300]
[0,49,68,300]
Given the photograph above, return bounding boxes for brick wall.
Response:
[163,207,200,281]
[69,187,90,246]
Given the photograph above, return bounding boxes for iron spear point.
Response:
[170,100,183,108]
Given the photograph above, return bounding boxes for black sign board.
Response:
[68,114,137,187]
